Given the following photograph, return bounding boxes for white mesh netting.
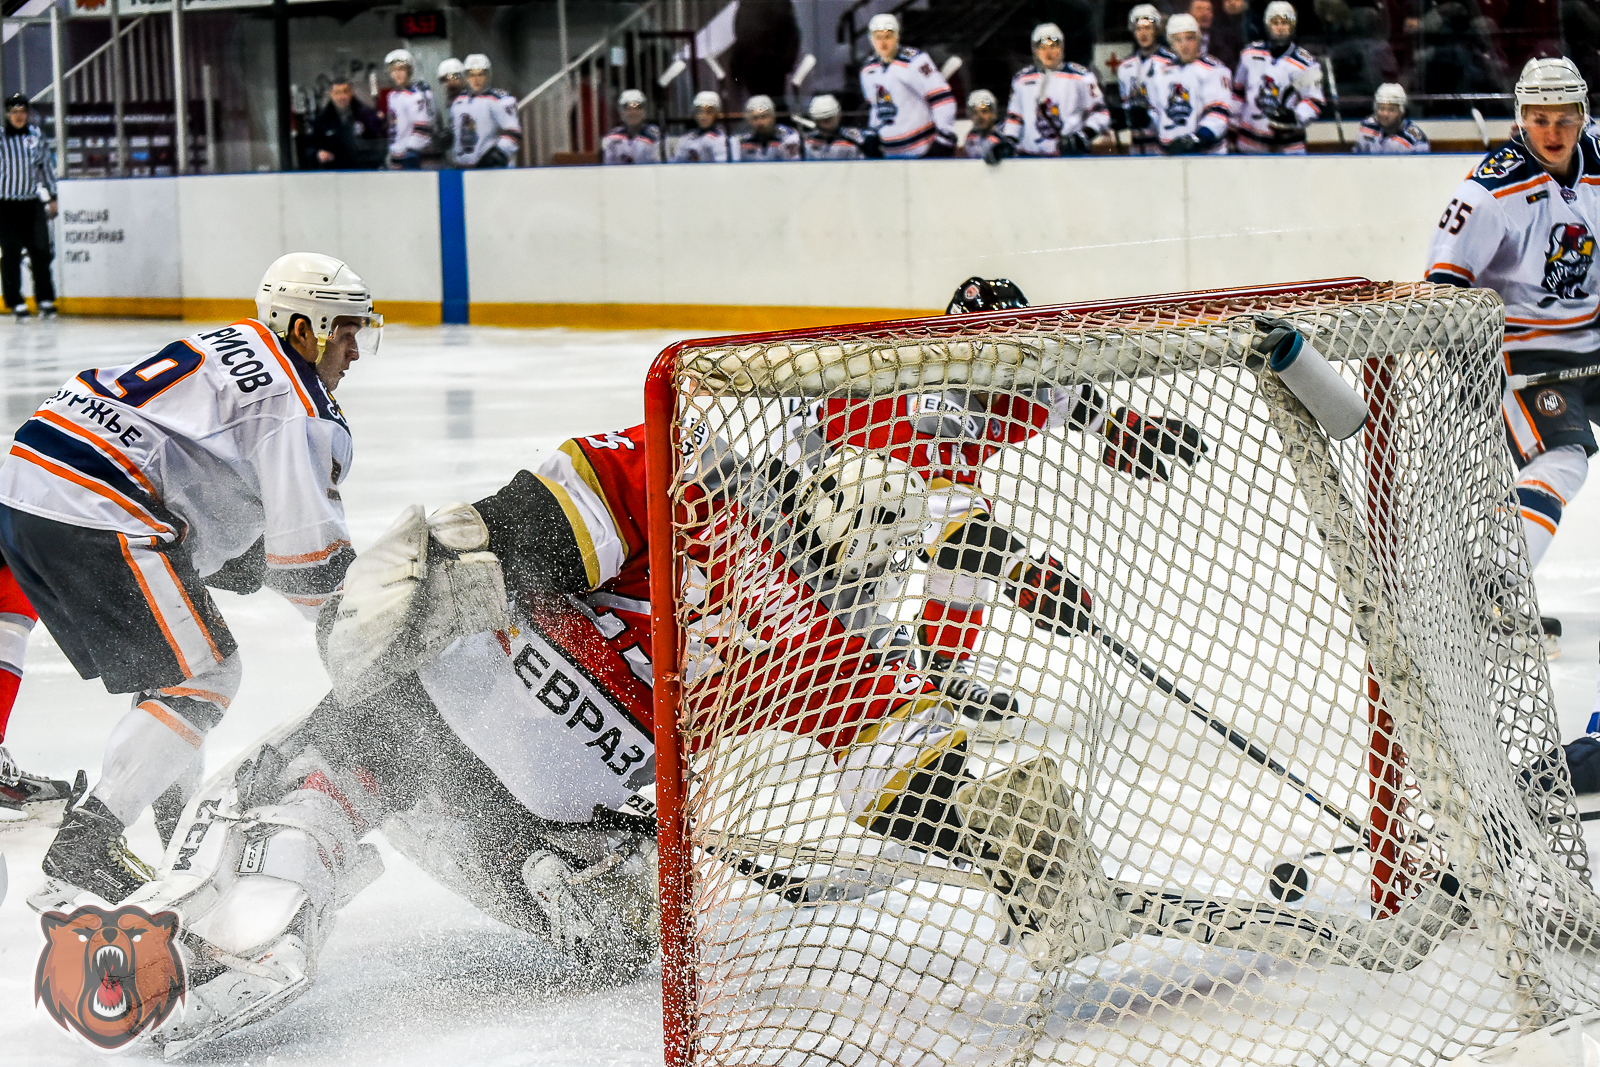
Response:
[651,281,1600,1066]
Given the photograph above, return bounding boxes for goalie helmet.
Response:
[256,253,382,361]
[947,276,1029,315]
[1127,4,1163,31]
[1515,56,1589,125]
[792,448,928,583]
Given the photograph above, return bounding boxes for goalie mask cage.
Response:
[643,279,1600,1067]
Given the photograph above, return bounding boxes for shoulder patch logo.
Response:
[1543,223,1596,299]
[36,904,185,1050]
[1535,389,1569,417]
[1476,145,1522,180]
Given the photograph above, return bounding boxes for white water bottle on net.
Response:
[641,279,1600,1067]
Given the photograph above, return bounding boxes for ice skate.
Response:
[30,795,154,909]
[924,654,1024,741]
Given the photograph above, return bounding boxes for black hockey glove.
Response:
[982,137,1014,167]
[476,146,510,168]
[930,516,1028,577]
[926,130,957,158]
[1003,553,1094,636]
[1163,133,1201,155]
[859,128,884,159]
[1125,104,1151,130]
[1059,131,1094,156]
[1102,406,1208,481]
[1263,103,1300,135]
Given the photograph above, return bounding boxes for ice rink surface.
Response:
[0,318,1597,1066]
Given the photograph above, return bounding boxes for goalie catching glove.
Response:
[321,502,510,703]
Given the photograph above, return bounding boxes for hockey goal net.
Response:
[643,279,1600,1067]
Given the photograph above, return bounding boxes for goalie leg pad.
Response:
[955,755,1127,966]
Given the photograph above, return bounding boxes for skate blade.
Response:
[0,797,68,830]
[961,715,1025,745]
[158,973,311,1062]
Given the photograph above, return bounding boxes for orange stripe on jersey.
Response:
[1506,326,1583,342]
[1493,175,1550,199]
[34,409,160,498]
[1521,478,1569,504]
[159,685,233,710]
[1520,508,1558,535]
[138,700,203,748]
[118,533,191,676]
[1429,262,1476,282]
[266,538,351,565]
[242,319,316,417]
[9,444,170,534]
[1514,390,1544,447]
[155,549,223,664]
[1505,311,1597,327]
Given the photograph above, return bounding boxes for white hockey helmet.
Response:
[1264,1,1298,26]
[1128,4,1164,31]
[693,90,722,110]
[437,57,464,80]
[793,448,928,583]
[868,12,899,36]
[1031,22,1064,45]
[809,94,841,121]
[1374,83,1407,108]
[256,253,382,361]
[1516,56,1589,125]
[968,88,998,111]
[385,48,414,69]
[462,53,491,73]
[745,94,776,116]
[618,88,647,109]
[1166,13,1201,39]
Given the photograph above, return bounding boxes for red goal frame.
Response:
[642,277,1396,1067]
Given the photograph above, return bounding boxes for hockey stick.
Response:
[1470,107,1490,148]
[1320,57,1345,145]
[1505,361,1600,392]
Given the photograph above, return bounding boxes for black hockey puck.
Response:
[1268,861,1310,903]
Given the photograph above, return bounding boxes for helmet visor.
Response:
[329,313,383,359]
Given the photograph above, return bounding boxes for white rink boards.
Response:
[0,318,1597,1066]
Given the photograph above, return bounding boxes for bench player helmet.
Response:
[463,53,491,73]
[256,253,382,361]
[1264,1,1297,27]
[1516,56,1589,126]
[693,90,722,111]
[1127,4,1163,31]
[385,49,413,70]
[947,277,1029,315]
[1166,13,1201,39]
[1374,83,1406,109]
[437,58,464,80]
[793,448,928,583]
[868,12,899,36]
[809,94,842,121]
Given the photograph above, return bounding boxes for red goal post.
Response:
[643,279,1593,1067]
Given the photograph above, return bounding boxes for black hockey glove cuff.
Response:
[1164,133,1200,154]
[1102,406,1208,481]
[983,137,1014,167]
[1125,104,1151,130]
[1003,553,1094,636]
[1059,131,1093,156]
[859,129,884,159]
[932,516,1028,577]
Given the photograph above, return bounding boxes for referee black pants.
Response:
[0,198,53,310]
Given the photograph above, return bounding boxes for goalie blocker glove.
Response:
[1101,406,1208,479]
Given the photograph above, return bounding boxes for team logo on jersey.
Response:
[1535,389,1568,417]
[1036,97,1064,140]
[1164,83,1193,125]
[1253,75,1289,115]
[1543,223,1596,299]
[874,84,898,125]
[459,114,478,154]
[1476,145,1522,180]
[36,904,185,1050]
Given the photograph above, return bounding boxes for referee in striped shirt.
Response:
[0,93,56,319]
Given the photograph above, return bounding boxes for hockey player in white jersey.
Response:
[859,12,957,158]
[449,53,520,168]
[673,90,737,162]
[1425,57,1597,650]
[963,89,1007,161]
[802,94,872,160]
[1001,22,1111,156]
[736,94,803,162]
[1151,14,1233,154]
[0,253,377,906]
[1118,5,1176,156]
[601,89,663,165]
[1352,83,1429,154]
[1231,1,1325,154]
[382,48,435,169]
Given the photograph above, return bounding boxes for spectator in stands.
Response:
[601,90,663,164]
[311,78,385,170]
[860,12,957,157]
[1000,22,1111,156]
[383,48,436,170]
[673,90,736,162]
[1232,2,1326,154]
[1118,5,1175,156]
[736,95,802,161]
[1190,0,1216,54]
[803,94,872,159]
[1209,0,1264,73]
[450,54,520,168]
[962,89,1007,160]
[1351,82,1429,152]
[1321,2,1399,100]
[1404,1,1505,99]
